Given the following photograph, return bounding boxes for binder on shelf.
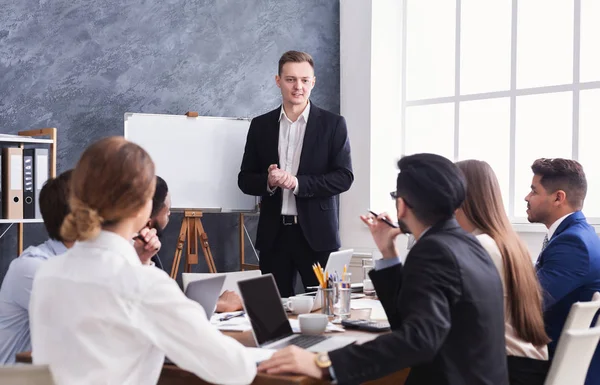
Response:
[2,147,23,219]
[34,148,49,219]
[23,149,35,219]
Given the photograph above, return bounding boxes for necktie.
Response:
[541,234,549,253]
[536,234,549,269]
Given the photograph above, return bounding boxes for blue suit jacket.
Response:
[536,211,600,385]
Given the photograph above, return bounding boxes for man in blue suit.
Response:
[526,158,600,385]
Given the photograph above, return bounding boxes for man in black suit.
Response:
[238,51,353,297]
[258,153,508,385]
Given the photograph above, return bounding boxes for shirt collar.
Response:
[80,230,142,266]
[548,212,575,239]
[279,101,311,123]
[45,238,68,256]
[406,227,432,249]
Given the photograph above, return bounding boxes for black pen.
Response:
[368,210,399,228]
[219,311,245,322]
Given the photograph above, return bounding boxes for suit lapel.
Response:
[298,104,321,174]
[537,211,585,269]
[267,107,282,166]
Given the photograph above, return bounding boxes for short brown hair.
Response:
[278,51,314,75]
[61,137,156,242]
[39,170,73,242]
[531,158,587,209]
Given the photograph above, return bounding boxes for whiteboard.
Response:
[124,113,258,212]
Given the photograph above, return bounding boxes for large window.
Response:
[402,0,600,222]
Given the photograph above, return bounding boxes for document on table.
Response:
[351,299,388,321]
[210,312,252,331]
[245,347,276,363]
[288,319,345,333]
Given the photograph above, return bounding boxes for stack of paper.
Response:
[351,299,388,321]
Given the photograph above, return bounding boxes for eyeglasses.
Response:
[390,191,413,208]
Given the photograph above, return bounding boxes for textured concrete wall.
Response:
[0,0,340,283]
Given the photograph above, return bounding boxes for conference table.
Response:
[16,309,410,385]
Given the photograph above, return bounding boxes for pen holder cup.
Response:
[319,287,335,316]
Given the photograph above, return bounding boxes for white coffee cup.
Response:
[299,313,329,335]
[286,296,314,315]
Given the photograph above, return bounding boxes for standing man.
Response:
[526,158,600,385]
[238,51,353,297]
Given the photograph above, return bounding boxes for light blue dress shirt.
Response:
[0,239,67,364]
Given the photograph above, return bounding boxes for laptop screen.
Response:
[238,274,293,346]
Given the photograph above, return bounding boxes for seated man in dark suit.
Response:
[258,153,508,385]
[526,158,600,385]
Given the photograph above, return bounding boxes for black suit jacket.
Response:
[237,104,353,252]
[328,220,508,385]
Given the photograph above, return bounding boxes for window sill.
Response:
[512,222,600,233]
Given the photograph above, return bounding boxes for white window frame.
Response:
[401,0,600,226]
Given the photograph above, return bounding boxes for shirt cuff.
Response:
[293,177,299,195]
[329,366,337,382]
[267,181,277,195]
[375,257,402,270]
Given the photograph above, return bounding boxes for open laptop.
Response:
[237,274,356,352]
[182,270,262,294]
[297,249,354,311]
[184,275,226,318]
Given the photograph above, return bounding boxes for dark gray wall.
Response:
[0,0,340,283]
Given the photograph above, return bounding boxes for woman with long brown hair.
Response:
[456,159,550,385]
[28,137,256,385]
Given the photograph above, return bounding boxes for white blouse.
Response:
[30,231,256,385]
[474,231,548,360]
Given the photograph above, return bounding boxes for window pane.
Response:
[460,0,511,94]
[405,103,454,160]
[406,0,455,100]
[578,89,600,217]
[581,0,600,82]
[514,92,572,218]
[517,0,573,89]
[458,98,511,212]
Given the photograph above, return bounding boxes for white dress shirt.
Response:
[547,212,575,239]
[276,102,310,215]
[29,231,256,385]
[473,231,548,360]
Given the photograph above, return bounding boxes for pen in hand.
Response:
[133,229,160,251]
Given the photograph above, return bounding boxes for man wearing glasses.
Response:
[238,51,353,298]
[258,153,508,384]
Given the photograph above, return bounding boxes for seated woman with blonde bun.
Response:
[29,137,256,385]
[455,159,550,385]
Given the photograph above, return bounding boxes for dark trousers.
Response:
[507,355,550,385]
[259,221,332,298]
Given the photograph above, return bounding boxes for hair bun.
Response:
[60,197,103,242]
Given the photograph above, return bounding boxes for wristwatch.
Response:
[314,352,332,369]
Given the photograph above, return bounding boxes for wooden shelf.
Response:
[0,219,44,224]
[0,136,54,144]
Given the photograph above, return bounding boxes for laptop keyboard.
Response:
[287,334,328,349]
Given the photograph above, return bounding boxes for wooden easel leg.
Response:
[186,216,199,273]
[170,217,188,279]
[196,218,217,273]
